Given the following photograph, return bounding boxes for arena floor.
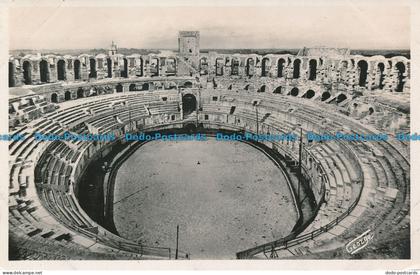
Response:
[113,138,298,259]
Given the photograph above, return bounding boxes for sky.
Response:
[9,5,410,50]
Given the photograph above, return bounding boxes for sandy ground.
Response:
[113,138,298,259]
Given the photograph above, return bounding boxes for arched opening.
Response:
[216,58,224,76]
[23,61,32,85]
[309,59,317,80]
[244,84,250,91]
[261,58,270,77]
[129,84,136,91]
[277,58,285,77]
[121,58,128,78]
[40,60,49,83]
[107,58,112,78]
[293,59,301,79]
[57,60,66,81]
[64,91,71,101]
[136,58,144,77]
[257,85,267,93]
[140,83,150,91]
[321,92,331,101]
[246,58,254,76]
[273,86,283,94]
[150,58,159,77]
[77,88,84,98]
[231,58,240,76]
[9,62,15,87]
[89,58,97,78]
[377,63,385,89]
[290,87,299,97]
[51,93,58,103]
[182,94,197,115]
[74,60,81,80]
[199,58,208,75]
[336,94,347,104]
[395,62,406,92]
[357,60,368,87]
[369,107,374,115]
[166,58,176,76]
[304,90,315,99]
[116,84,123,93]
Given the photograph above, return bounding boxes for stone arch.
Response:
[246,58,254,76]
[182,94,197,115]
[129,84,136,91]
[107,58,112,78]
[231,58,240,76]
[40,59,49,83]
[77,88,85,98]
[377,63,385,89]
[89,58,97,78]
[395,62,406,92]
[51,93,58,103]
[357,60,368,87]
[257,85,267,93]
[261,57,270,77]
[336,94,347,104]
[23,60,32,85]
[166,57,177,76]
[369,107,375,115]
[74,59,81,80]
[57,59,66,81]
[64,91,71,101]
[273,86,283,94]
[293,59,301,79]
[290,87,299,96]
[277,58,285,77]
[199,57,208,75]
[216,58,224,76]
[116,83,123,93]
[321,92,331,101]
[121,58,128,78]
[303,89,315,99]
[150,57,160,77]
[308,59,317,81]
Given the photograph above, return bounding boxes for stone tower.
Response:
[177,31,200,74]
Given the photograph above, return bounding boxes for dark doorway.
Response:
[273,86,282,94]
[64,91,71,101]
[116,84,123,93]
[57,60,66,81]
[261,58,270,77]
[107,58,112,78]
[357,60,368,87]
[277,59,285,77]
[290,87,299,97]
[9,62,15,87]
[304,90,315,99]
[74,60,81,80]
[51,93,58,103]
[395,62,406,92]
[77,88,84,98]
[89,58,97,78]
[321,92,331,102]
[40,60,49,83]
[377,63,385,89]
[121,58,128,78]
[246,58,254,76]
[182,94,197,115]
[293,59,301,79]
[336,94,347,104]
[257,85,267,93]
[309,59,317,81]
[129,84,136,91]
[23,61,32,85]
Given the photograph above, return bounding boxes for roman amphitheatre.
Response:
[8,31,410,260]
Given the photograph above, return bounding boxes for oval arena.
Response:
[8,31,410,260]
